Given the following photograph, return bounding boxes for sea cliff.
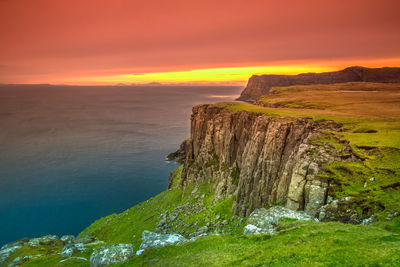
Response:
[238,66,400,102]
[172,104,359,219]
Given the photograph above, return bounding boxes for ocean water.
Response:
[0,85,242,246]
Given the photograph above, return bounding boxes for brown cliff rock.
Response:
[238,66,400,102]
[173,104,357,217]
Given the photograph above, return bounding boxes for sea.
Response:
[0,84,242,246]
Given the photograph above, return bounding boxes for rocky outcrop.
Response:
[90,244,133,267]
[60,235,75,245]
[167,138,191,163]
[238,66,400,102]
[244,206,317,235]
[0,234,106,266]
[173,104,357,218]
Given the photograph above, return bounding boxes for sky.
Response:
[0,0,399,85]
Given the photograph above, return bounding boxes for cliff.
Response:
[237,66,400,102]
[174,104,357,217]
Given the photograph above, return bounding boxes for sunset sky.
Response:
[0,0,399,85]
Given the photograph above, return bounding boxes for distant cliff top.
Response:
[237,66,400,102]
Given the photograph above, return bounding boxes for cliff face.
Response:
[175,104,356,217]
[237,66,400,102]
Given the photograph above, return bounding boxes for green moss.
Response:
[230,167,240,185]
[205,157,219,168]
[309,131,345,152]
[320,147,400,224]
[169,165,183,188]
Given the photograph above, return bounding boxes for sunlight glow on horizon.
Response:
[44,57,400,86]
[57,65,333,86]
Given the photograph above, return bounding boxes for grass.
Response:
[255,82,400,119]
[78,164,243,248]
[116,221,400,266]
[318,147,400,223]
[78,180,186,250]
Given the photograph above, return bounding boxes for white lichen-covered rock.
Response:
[27,235,59,247]
[8,254,43,267]
[244,224,276,235]
[90,244,133,267]
[59,256,87,263]
[60,243,88,258]
[60,235,75,245]
[0,243,23,265]
[244,206,317,235]
[136,230,187,255]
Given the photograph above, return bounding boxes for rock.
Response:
[27,235,60,247]
[8,254,42,267]
[244,224,275,235]
[90,244,133,267]
[166,138,190,165]
[238,66,400,102]
[304,179,329,216]
[177,104,348,218]
[319,197,364,224]
[137,230,187,255]
[386,211,399,221]
[84,240,106,246]
[59,256,87,263]
[244,206,317,235]
[60,243,87,258]
[0,243,22,265]
[60,235,75,244]
[197,226,208,234]
[361,215,376,225]
[75,235,97,244]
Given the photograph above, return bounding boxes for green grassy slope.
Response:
[119,222,400,267]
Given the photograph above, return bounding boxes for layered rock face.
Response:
[175,104,355,218]
[237,66,400,102]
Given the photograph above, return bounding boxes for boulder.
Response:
[244,206,317,235]
[90,244,133,267]
[27,235,60,247]
[8,254,42,267]
[136,230,187,255]
[318,197,366,224]
[0,243,22,265]
[60,243,88,258]
[60,235,75,245]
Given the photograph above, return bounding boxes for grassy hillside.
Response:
[118,221,400,267]
[255,82,400,119]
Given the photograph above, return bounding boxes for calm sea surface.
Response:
[0,85,242,245]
